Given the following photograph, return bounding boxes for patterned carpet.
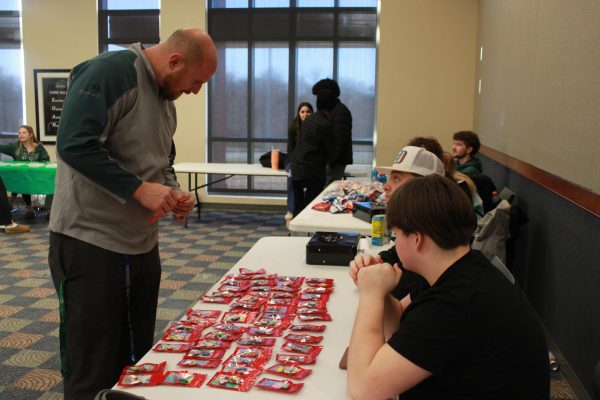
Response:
[0,207,578,399]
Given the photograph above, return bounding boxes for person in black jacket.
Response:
[290,93,335,216]
[312,78,353,184]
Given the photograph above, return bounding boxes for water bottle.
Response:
[371,169,378,182]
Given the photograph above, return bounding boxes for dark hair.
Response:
[452,131,481,155]
[408,136,444,160]
[386,175,476,249]
[312,78,340,97]
[291,102,314,137]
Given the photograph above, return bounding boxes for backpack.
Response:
[472,199,511,265]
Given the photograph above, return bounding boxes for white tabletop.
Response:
[289,181,373,236]
[174,162,288,177]
[115,237,385,399]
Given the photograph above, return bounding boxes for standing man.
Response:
[452,130,482,176]
[312,78,353,184]
[48,29,217,400]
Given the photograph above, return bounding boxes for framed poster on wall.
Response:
[34,69,70,143]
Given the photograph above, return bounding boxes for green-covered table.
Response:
[0,161,57,195]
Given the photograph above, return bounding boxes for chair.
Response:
[471,174,498,213]
[94,389,148,400]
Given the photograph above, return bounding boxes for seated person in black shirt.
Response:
[349,145,445,330]
[347,175,549,400]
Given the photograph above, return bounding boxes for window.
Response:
[0,0,23,139]
[98,0,159,53]
[208,0,378,195]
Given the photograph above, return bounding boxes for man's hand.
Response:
[132,182,178,220]
[172,191,195,223]
[349,254,383,285]
[356,262,403,297]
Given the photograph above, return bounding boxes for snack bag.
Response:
[184,348,226,360]
[161,330,197,342]
[247,326,284,337]
[265,363,312,379]
[177,358,221,369]
[275,353,317,365]
[281,341,323,356]
[203,330,243,341]
[305,278,334,287]
[186,309,222,320]
[255,377,304,393]
[122,362,166,375]
[289,324,326,332]
[296,307,328,315]
[152,342,191,353]
[237,336,276,346]
[302,286,334,294]
[212,323,248,334]
[221,310,259,324]
[161,370,206,388]
[297,313,332,322]
[299,293,330,301]
[207,372,256,392]
[201,294,233,304]
[193,339,231,350]
[117,373,162,387]
[239,267,267,276]
[284,333,324,344]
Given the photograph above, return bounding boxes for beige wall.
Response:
[19,0,480,205]
[22,0,98,161]
[376,0,478,166]
[475,0,600,194]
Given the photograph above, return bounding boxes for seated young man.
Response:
[347,175,549,400]
[350,146,445,312]
[452,130,482,176]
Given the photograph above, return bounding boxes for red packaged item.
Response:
[231,294,268,310]
[247,326,284,337]
[270,292,296,299]
[254,313,293,329]
[271,285,300,293]
[267,297,296,306]
[239,267,267,276]
[164,321,198,333]
[152,342,191,353]
[219,284,250,293]
[182,318,215,331]
[207,372,257,392]
[186,309,221,320]
[250,279,273,287]
[184,348,226,359]
[297,313,332,322]
[220,362,260,376]
[231,346,268,359]
[265,363,312,379]
[161,370,206,387]
[302,286,334,294]
[221,310,259,324]
[249,286,271,293]
[263,305,295,315]
[289,324,326,332]
[312,201,331,212]
[212,323,248,334]
[201,294,233,304]
[203,330,243,341]
[284,333,323,344]
[250,273,277,280]
[297,299,327,309]
[117,373,162,386]
[281,341,323,356]
[305,277,335,287]
[161,330,197,342]
[193,339,231,350]
[237,336,276,346]
[122,362,166,375]
[177,358,221,369]
[276,353,317,365]
[255,377,304,393]
[299,293,330,301]
[296,307,328,315]
[276,275,305,286]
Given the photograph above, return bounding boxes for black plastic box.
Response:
[306,232,361,266]
[352,201,386,223]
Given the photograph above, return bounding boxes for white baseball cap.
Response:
[378,146,445,177]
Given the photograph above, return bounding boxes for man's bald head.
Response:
[164,29,217,68]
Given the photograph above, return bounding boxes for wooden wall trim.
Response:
[480,145,600,218]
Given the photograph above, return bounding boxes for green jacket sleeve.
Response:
[56,53,142,201]
[0,142,17,158]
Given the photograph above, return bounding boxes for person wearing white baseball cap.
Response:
[377,146,445,201]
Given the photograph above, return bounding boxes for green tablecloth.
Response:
[0,161,57,195]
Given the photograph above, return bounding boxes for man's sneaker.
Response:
[4,224,31,234]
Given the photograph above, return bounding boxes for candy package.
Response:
[265,363,312,379]
[184,348,226,360]
[177,358,221,369]
[270,292,296,299]
[237,336,276,346]
[305,278,335,287]
[296,307,328,315]
[161,370,206,388]
[164,321,199,333]
[212,323,248,334]
[207,372,257,392]
[297,298,328,309]
[289,324,326,332]
[161,330,198,342]
[221,310,259,324]
[276,353,317,365]
[238,267,267,276]
[297,313,332,322]
[298,293,330,301]
[203,330,243,341]
[254,313,293,329]
[281,341,323,356]
[193,339,231,350]
[255,377,304,393]
[152,342,191,353]
[247,326,284,337]
[267,297,296,306]
[263,305,295,315]
[249,279,274,286]
[231,294,268,310]
[284,333,323,344]
[186,309,222,320]
[118,373,162,387]
[220,362,260,376]
[302,286,334,294]
[200,294,233,304]
[122,362,166,375]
